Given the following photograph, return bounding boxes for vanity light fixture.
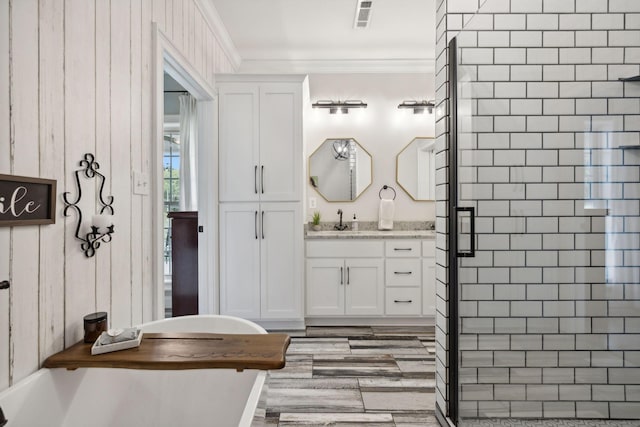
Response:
[398,100,435,114]
[312,100,367,114]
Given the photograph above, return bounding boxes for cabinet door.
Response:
[259,83,301,202]
[219,84,260,202]
[260,203,302,319]
[306,259,344,316]
[219,203,261,318]
[345,259,384,315]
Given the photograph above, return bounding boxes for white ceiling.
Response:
[208,0,437,73]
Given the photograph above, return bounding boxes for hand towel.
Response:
[378,199,395,230]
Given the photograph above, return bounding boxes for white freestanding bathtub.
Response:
[0,315,269,427]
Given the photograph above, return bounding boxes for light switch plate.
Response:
[133,170,149,195]
[309,197,317,209]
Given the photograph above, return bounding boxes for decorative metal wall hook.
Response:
[63,153,115,258]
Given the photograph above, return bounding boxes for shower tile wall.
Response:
[435,0,640,420]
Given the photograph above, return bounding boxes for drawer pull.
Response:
[340,267,343,285]
[394,271,413,275]
[394,299,413,303]
[394,248,413,251]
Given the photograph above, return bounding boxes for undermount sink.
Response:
[306,229,435,238]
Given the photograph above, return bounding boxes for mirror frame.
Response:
[396,136,436,202]
[308,137,373,202]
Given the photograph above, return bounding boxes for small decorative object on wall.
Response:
[63,153,115,258]
[0,174,56,226]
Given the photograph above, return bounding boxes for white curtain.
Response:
[179,94,198,211]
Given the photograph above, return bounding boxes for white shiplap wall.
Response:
[0,0,235,391]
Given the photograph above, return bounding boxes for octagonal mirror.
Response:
[396,137,435,201]
[309,138,372,202]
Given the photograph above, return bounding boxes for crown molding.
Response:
[195,0,242,71]
[237,58,436,74]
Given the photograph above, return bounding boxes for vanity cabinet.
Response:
[305,237,436,321]
[220,203,302,320]
[218,77,303,203]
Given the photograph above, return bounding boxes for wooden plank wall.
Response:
[0,0,235,390]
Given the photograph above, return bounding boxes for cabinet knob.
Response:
[0,281,9,290]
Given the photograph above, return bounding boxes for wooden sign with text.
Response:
[0,174,56,226]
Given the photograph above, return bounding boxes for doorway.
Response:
[153,26,217,320]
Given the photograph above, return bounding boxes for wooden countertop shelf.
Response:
[43,332,291,372]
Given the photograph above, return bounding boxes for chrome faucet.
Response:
[335,209,348,231]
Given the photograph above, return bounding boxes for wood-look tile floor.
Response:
[252,326,440,427]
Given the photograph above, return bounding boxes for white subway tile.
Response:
[511,133,542,149]
[526,250,558,266]
[527,284,559,300]
[462,82,494,99]
[510,200,543,217]
[576,98,608,115]
[478,0,510,13]
[627,47,640,64]
[575,300,608,317]
[511,65,543,81]
[494,13,527,30]
[559,216,590,232]
[544,64,577,81]
[542,99,575,115]
[512,99,542,115]
[511,301,542,317]
[527,351,559,367]
[463,14,495,31]
[576,402,609,419]
[543,133,574,149]
[495,149,525,165]
[528,116,559,132]
[527,14,559,30]
[575,266,606,283]
[628,13,640,29]
[495,82,527,98]
[543,401,576,418]
[576,64,608,81]
[593,47,625,64]
[543,301,576,317]
[527,82,559,98]
[559,48,592,64]
[511,0,542,13]
[610,30,640,46]
[543,200,575,216]
[575,0,608,12]
[459,302,478,320]
[478,268,510,284]
[575,368,608,384]
[461,47,495,65]
[495,318,526,334]
[495,48,527,64]
[558,181,587,200]
[448,0,481,13]
[610,98,640,116]
[527,384,559,400]
[511,267,542,283]
[494,183,527,200]
[609,64,640,81]
[478,165,509,181]
[559,81,591,98]
[610,335,640,350]
[527,217,559,233]
[575,31,608,47]
[543,334,575,350]
[510,31,542,47]
[478,335,510,351]
[527,149,558,165]
[495,283,526,299]
[543,234,574,250]
[558,283,591,300]
[609,368,640,384]
[462,317,494,334]
[627,385,640,401]
[527,183,558,200]
[558,149,584,165]
[461,384,493,400]
[592,350,624,367]
[478,31,509,47]
[543,31,575,47]
[477,234,510,250]
[593,385,625,401]
[494,217,526,233]
[478,65,510,81]
[527,48,560,64]
[558,351,591,367]
[593,13,625,30]
[495,384,526,400]
[576,334,608,350]
[559,14,590,30]
[543,367,575,384]
[625,115,640,132]
[592,81,623,98]
[478,200,510,216]
[511,367,542,383]
[478,367,510,383]
[478,98,509,115]
[543,0,574,12]
[528,318,559,334]
[511,401,543,418]
[511,233,542,250]
[559,115,592,132]
[592,318,624,333]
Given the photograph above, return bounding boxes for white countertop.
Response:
[305,229,435,239]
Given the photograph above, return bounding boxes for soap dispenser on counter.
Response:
[351,214,358,231]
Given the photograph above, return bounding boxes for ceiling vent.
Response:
[353,0,373,29]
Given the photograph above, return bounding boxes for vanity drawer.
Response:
[385,259,421,287]
[422,240,436,258]
[306,240,383,258]
[385,240,421,258]
[385,288,421,316]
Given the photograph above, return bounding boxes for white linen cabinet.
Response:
[217,75,307,325]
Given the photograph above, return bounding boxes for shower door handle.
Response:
[456,206,475,258]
